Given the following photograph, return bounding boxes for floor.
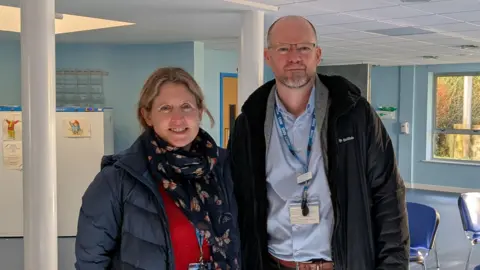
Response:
[407,189,479,270]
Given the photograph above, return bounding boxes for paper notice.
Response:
[3,141,22,170]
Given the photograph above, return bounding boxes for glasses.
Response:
[268,43,316,55]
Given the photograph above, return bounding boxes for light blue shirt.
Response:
[266,86,334,262]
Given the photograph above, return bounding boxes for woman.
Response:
[75,67,240,270]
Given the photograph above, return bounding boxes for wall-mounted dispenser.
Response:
[400,121,410,135]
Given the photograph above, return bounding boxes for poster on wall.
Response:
[62,118,91,138]
[2,113,22,141]
[2,141,22,170]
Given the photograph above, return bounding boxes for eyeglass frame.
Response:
[267,42,318,55]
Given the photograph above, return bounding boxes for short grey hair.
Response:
[266,15,318,48]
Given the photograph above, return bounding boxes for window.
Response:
[432,74,480,162]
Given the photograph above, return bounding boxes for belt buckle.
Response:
[296,261,321,270]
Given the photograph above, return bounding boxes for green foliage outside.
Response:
[434,76,480,159]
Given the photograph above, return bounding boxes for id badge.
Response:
[188,263,210,270]
[289,198,320,225]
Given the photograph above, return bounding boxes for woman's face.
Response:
[143,82,202,148]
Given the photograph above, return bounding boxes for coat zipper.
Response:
[116,161,176,270]
[244,115,263,269]
[330,102,355,270]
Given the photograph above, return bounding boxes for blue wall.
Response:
[0,41,196,151]
[0,42,21,105]
[371,64,480,190]
[0,41,275,151]
[203,49,238,142]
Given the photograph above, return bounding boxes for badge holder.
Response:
[289,196,320,225]
[188,229,211,270]
[188,263,209,270]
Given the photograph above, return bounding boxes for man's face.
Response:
[265,18,321,89]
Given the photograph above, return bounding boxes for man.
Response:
[227,15,409,270]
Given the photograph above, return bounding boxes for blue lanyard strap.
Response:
[196,229,205,264]
[274,104,316,174]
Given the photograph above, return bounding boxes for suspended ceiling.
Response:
[2,0,480,66]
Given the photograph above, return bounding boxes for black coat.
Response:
[75,134,239,270]
[227,74,409,270]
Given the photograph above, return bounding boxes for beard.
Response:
[278,70,313,89]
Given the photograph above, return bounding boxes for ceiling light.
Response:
[421,55,439,59]
[0,5,135,34]
[223,0,279,11]
[456,44,480,50]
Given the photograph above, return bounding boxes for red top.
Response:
[159,186,211,270]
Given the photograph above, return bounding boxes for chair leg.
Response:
[422,262,427,270]
[465,243,474,270]
[434,244,440,269]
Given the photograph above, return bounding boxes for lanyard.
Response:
[274,104,316,174]
[275,104,316,216]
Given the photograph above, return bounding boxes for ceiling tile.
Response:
[406,0,480,14]
[274,2,332,16]
[333,20,406,31]
[424,22,480,32]
[345,5,431,20]
[322,31,383,40]
[405,32,457,40]
[454,30,480,39]
[384,15,460,26]
[256,0,304,5]
[443,11,480,22]
[307,13,372,25]
[384,40,434,48]
[315,25,352,35]
[426,37,480,46]
[360,36,411,44]
[306,0,397,13]
[366,26,435,36]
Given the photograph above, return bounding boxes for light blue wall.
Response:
[0,42,21,105]
[371,64,480,190]
[203,49,275,143]
[203,49,238,143]
[264,65,274,82]
[57,43,196,152]
[0,41,196,152]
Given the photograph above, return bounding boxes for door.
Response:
[221,74,238,148]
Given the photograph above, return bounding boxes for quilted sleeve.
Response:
[74,166,123,270]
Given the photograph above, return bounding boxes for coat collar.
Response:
[242,73,362,130]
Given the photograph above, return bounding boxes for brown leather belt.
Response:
[271,255,334,270]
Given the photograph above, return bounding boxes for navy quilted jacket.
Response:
[74,135,238,270]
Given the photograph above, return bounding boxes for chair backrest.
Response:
[458,192,480,233]
[407,202,440,250]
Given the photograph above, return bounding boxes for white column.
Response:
[238,10,265,110]
[20,0,58,268]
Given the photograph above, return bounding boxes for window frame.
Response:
[430,72,480,164]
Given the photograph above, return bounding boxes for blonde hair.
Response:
[137,67,214,129]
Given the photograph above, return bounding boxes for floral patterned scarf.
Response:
[144,128,239,270]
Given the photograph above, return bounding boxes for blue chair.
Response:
[407,202,440,270]
[458,192,480,270]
